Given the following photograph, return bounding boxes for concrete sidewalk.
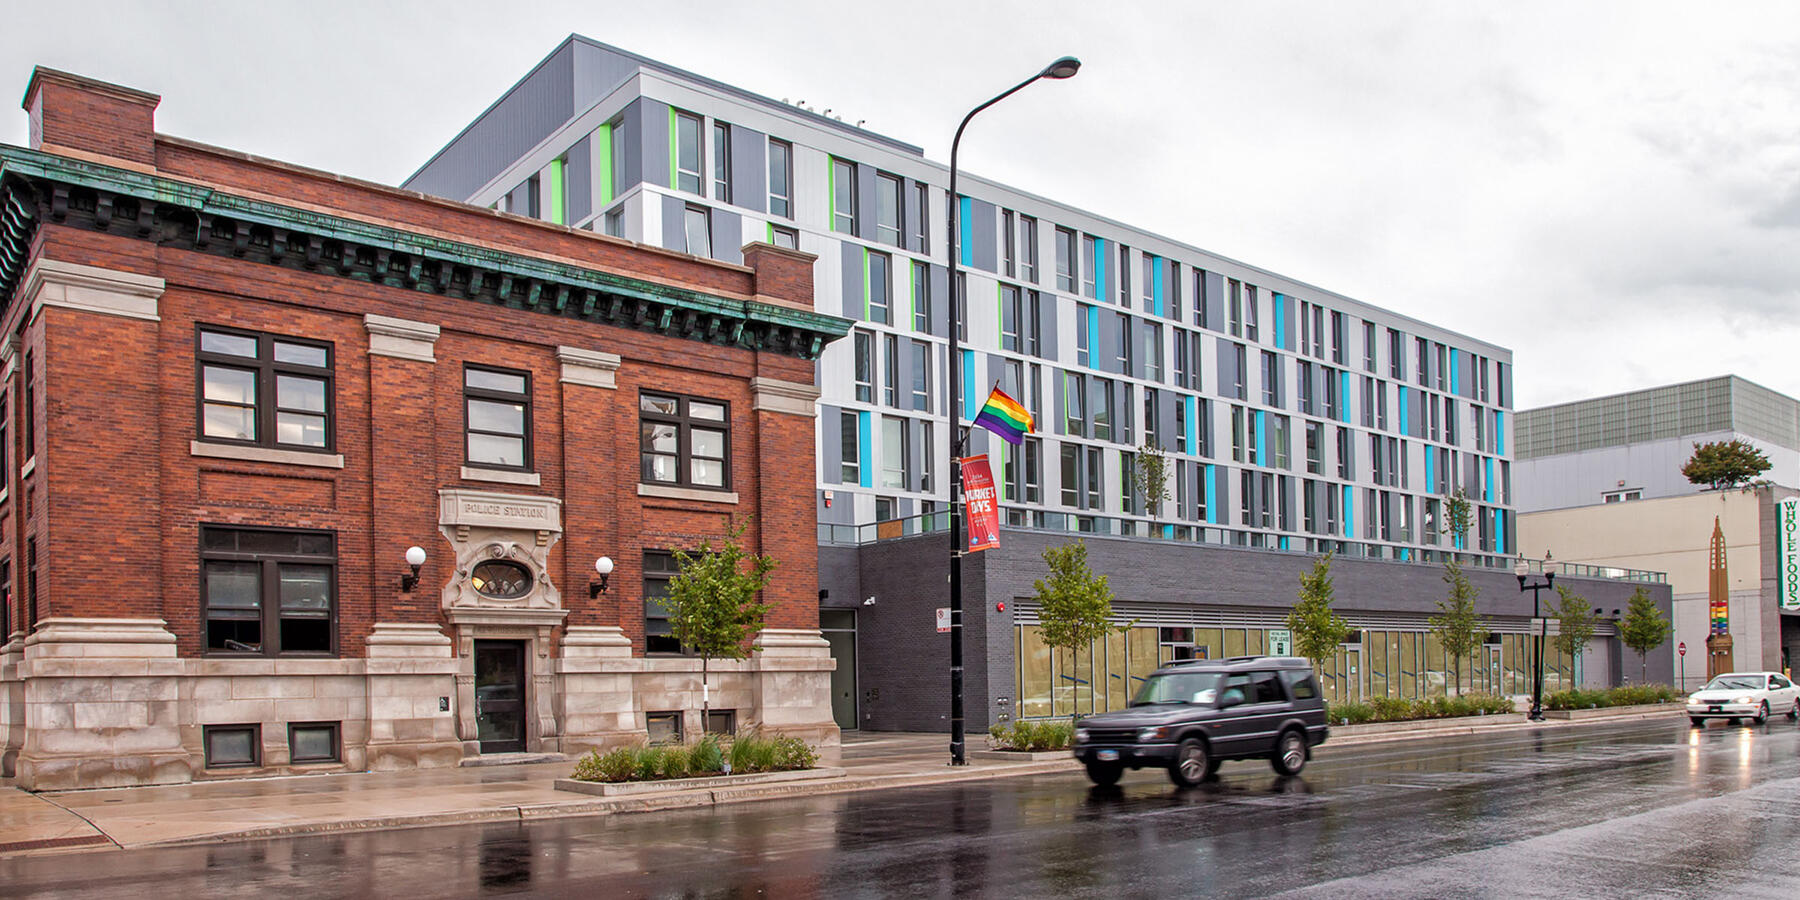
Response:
[0,706,1683,855]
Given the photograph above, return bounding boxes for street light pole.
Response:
[1514,552,1559,722]
[945,56,1080,766]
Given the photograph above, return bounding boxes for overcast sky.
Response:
[4,1,1796,410]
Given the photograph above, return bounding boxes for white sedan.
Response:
[1687,672,1800,726]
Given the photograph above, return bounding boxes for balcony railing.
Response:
[818,506,1666,584]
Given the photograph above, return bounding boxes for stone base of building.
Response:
[0,618,838,791]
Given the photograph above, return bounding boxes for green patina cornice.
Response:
[0,145,849,359]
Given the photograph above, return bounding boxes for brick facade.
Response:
[0,69,848,788]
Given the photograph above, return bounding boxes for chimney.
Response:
[22,67,160,169]
[740,242,818,312]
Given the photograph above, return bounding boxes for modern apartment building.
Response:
[408,37,1679,732]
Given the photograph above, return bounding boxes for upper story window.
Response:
[832,158,858,234]
[770,224,799,249]
[643,550,684,655]
[1389,328,1405,380]
[198,326,333,452]
[1001,285,1022,353]
[1018,215,1038,283]
[683,204,712,258]
[867,251,892,325]
[1363,320,1378,372]
[1081,235,1099,299]
[673,110,703,195]
[202,525,335,657]
[1055,227,1077,292]
[711,122,732,203]
[1227,280,1243,337]
[911,261,932,334]
[767,139,793,219]
[1243,285,1260,343]
[1117,243,1132,306]
[853,331,874,402]
[1001,209,1016,277]
[875,172,903,247]
[464,366,531,470]
[640,392,730,490]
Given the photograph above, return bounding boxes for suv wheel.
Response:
[1168,737,1211,788]
[1085,761,1123,787]
[1271,729,1308,776]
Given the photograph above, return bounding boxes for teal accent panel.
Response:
[1339,371,1351,423]
[1425,447,1434,488]
[1204,464,1217,523]
[857,411,872,488]
[1162,523,1174,539]
[1088,307,1101,367]
[1151,255,1164,316]
[1400,548,1411,561]
[1343,484,1354,537]
[1484,457,1494,502]
[1495,410,1505,455]
[1186,395,1198,454]
[1279,536,1289,551]
[1255,410,1266,464]
[959,196,973,266]
[1273,293,1286,350]
[1450,348,1461,395]
[1094,237,1107,299]
[962,349,976,421]
[1496,510,1507,554]
[1398,386,1410,434]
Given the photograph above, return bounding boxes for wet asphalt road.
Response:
[8,717,1800,898]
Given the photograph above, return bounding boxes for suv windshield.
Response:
[1703,676,1764,691]
[1132,671,1223,706]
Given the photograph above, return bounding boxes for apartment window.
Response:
[1389,328,1404,380]
[1231,406,1245,463]
[1086,446,1104,509]
[1115,313,1132,372]
[640,392,730,489]
[1336,427,1353,479]
[1076,304,1091,367]
[1297,360,1314,415]
[1173,333,1189,389]
[289,722,341,764]
[1141,255,1156,312]
[1377,381,1390,431]
[868,251,892,325]
[1435,344,1448,391]
[1143,387,1160,447]
[921,422,936,492]
[1305,422,1322,474]
[603,210,625,237]
[197,327,333,451]
[1323,367,1340,420]
[1001,285,1022,352]
[1001,209,1016,277]
[875,172,903,246]
[204,724,260,769]
[1022,437,1043,503]
[883,334,900,407]
[1363,320,1377,372]
[1093,378,1115,442]
[910,261,932,333]
[1445,397,1458,445]
[1143,324,1163,383]
[1060,443,1079,507]
[880,416,910,489]
[643,551,685,654]
[840,412,861,484]
[914,182,930,253]
[1174,398,1188,453]
[1056,227,1077,292]
[683,204,712,257]
[875,495,896,521]
[770,224,798,249]
[1416,337,1430,387]
[1272,415,1290,469]
[465,366,531,469]
[1232,343,1247,400]
[1081,235,1099,299]
[1228,280,1243,337]
[1065,372,1088,437]
[1244,285,1259,342]
[1309,305,1325,359]
[524,174,540,218]
[1117,244,1132,305]
[1330,311,1346,364]
[1026,291,1044,357]
[832,158,857,234]
[911,340,931,411]
[1018,214,1039,282]
[674,110,703,195]
[201,526,336,656]
[853,331,874,402]
[711,122,732,203]
[768,139,793,218]
[1361,377,1375,428]
[1193,268,1210,329]
[1261,351,1280,406]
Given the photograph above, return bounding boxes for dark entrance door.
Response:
[474,640,526,753]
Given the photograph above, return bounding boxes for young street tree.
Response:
[1619,586,1672,683]
[1130,440,1172,521]
[1429,561,1486,696]
[1551,584,1597,666]
[1032,540,1121,719]
[1287,554,1349,675]
[1681,439,1772,492]
[664,517,777,732]
[1445,487,1473,557]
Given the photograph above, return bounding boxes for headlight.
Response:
[1137,726,1172,742]
[1074,729,1089,743]
[1737,696,1757,704]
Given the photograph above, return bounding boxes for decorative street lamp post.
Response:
[1514,552,1560,722]
[946,56,1080,766]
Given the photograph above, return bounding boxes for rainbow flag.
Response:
[972,386,1033,445]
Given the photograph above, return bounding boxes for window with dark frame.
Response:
[832,158,857,234]
[643,552,685,655]
[1055,227,1077,292]
[875,172,903,246]
[683,204,712,258]
[197,326,333,452]
[770,224,799,249]
[204,724,260,768]
[646,710,683,742]
[867,251,892,324]
[711,121,732,203]
[911,261,931,333]
[674,110,703,194]
[767,139,793,218]
[289,721,341,764]
[25,536,36,631]
[914,182,930,253]
[464,366,531,470]
[22,349,32,461]
[840,411,860,484]
[0,558,9,642]
[1019,214,1038,283]
[639,392,730,489]
[853,331,874,403]
[201,526,336,657]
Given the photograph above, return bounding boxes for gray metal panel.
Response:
[1159,390,1177,451]
[1130,319,1147,381]
[507,181,532,216]
[1215,336,1234,394]
[910,419,928,492]
[1054,371,1067,435]
[970,198,998,273]
[712,209,742,264]
[967,427,989,458]
[403,41,577,200]
[856,162,876,240]
[842,243,865,319]
[895,336,915,411]
[661,194,687,252]
[986,354,1004,399]
[941,344,951,419]
[904,178,924,254]
[1282,294,1296,353]
[565,134,592,224]
[821,404,843,482]
[1204,271,1225,332]
[731,125,766,213]
[1036,290,1056,357]
[930,264,949,339]
[1100,312,1120,375]
[636,98,668,190]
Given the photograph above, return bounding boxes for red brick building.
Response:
[0,69,849,789]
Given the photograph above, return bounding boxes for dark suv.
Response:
[1071,656,1329,787]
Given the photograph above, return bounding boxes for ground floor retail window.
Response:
[1015,624,1577,715]
[204,724,260,768]
[288,722,340,764]
[646,711,682,744]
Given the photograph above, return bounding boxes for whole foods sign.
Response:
[1781,498,1800,610]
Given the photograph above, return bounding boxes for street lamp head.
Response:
[1543,553,1560,578]
[1040,56,1082,80]
[1513,556,1529,578]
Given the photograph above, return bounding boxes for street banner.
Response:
[1779,498,1800,609]
[961,455,1001,553]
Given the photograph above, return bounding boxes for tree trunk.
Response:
[701,653,711,739]
[1640,652,1647,686]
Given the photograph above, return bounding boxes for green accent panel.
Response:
[667,107,678,189]
[596,123,614,206]
[546,158,565,226]
[766,222,774,243]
